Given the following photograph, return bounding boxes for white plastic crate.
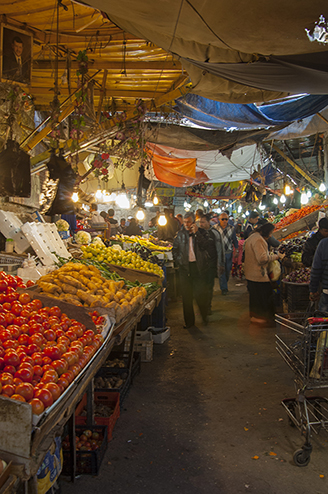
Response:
[21,222,70,266]
[124,330,153,362]
[0,211,30,254]
[150,327,171,344]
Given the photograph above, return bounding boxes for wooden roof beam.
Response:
[33,60,181,70]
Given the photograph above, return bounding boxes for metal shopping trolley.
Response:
[276,312,328,466]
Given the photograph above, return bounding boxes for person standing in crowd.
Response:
[90,204,106,225]
[309,237,328,311]
[257,217,280,248]
[195,209,204,226]
[244,223,284,325]
[232,232,245,279]
[199,214,224,314]
[107,208,119,236]
[99,211,111,239]
[243,211,259,239]
[214,212,238,295]
[124,218,142,236]
[118,218,126,234]
[157,209,179,242]
[172,211,210,328]
[302,217,328,267]
[176,213,183,226]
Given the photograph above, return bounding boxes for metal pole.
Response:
[323,132,328,190]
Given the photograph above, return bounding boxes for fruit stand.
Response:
[0,255,164,489]
[274,205,327,240]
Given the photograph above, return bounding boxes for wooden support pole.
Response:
[97,69,108,124]
[272,142,319,189]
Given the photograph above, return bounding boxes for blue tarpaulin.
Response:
[175,94,328,130]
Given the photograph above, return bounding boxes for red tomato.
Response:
[42,321,51,331]
[0,330,12,342]
[11,394,26,402]
[18,293,31,305]
[18,334,30,346]
[2,384,15,396]
[28,323,43,336]
[0,294,6,305]
[6,325,20,339]
[44,329,56,341]
[13,377,23,386]
[94,334,104,346]
[2,302,12,312]
[0,373,14,386]
[29,314,43,324]
[61,371,74,384]
[3,340,19,350]
[15,383,34,401]
[20,324,30,335]
[56,343,67,356]
[68,364,81,377]
[34,388,53,408]
[0,280,8,292]
[42,356,52,366]
[26,344,40,356]
[41,369,58,384]
[0,357,4,370]
[20,308,32,319]
[65,330,77,342]
[57,376,69,389]
[48,306,61,318]
[62,351,78,367]
[5,293,18,304]
[4,351,20,367]
[0,314,6,327]
[43,382,61,401]
[14,367,33,383]
[3,365,16,375]
[70,325,84,338]
[6,276,17,289]
[28,334,43,347]
[10,303,23,316]
[21,355,34,365]
[70,345,83,358]
[52,359,68,376]
[39,307,50,316]
[14,316,28,327]
[4,313,15,326]
[31,352,43,366]
[0,346,5,358]
[33,365,43,377]
[26,281,35,288]
[43,346,61,361]
[30,299,42,311]
[58,336,70,348]
[29,398,44,415]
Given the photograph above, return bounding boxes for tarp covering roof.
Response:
[86,0,328,103]
[174,94,328,130]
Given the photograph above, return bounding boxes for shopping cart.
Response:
[276,311,328,466]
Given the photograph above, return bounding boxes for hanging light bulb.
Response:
[95,189,103,201]
[136,209,145,221]
[184,201,188,208]
[319,182,326,192]
[301,191,309,205]
[273,197,278,205]
[72,192,79,203]
[259,202,265,210]
[204,200,209,207]
[307,190,312,198]
[242,214,246,218]
[153,195,159,205]
[245,211,249,216]
[103,192,111,203]
[237,205,242,213]
[145,201,153,208]
[158,213,167,226]
[115,192,130,209]
[280,194,286,204]
[284,184,292,195]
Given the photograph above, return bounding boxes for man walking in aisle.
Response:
[214,212,238,295]
[173,211,211,328]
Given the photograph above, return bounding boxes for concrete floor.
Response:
[61,279,328,494]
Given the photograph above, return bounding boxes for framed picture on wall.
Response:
[0,25,32,85]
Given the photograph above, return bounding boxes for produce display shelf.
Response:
[274,210,320,241]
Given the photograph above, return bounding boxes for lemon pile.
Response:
[80,245,164,277]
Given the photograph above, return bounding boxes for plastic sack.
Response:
[267,259,281,282]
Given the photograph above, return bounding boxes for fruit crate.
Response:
[75,391,120,440]
[95,369,131,409]
[62,425,108,476]
[101,351,141,382]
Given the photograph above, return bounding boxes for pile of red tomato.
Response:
[0,271,104,416]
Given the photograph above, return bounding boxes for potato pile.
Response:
[36,262,147,323]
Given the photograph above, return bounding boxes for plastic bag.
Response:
[267,260,281,282]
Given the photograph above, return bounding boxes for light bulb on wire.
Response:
[145,201,153,208]
[273,197,278,205]
[153,195,159,205]
[158,213,167,226]
[307,190,312,198]
[72,192,79,203]
[136,209,145,221]
[280,194,286,204]
[204,200,209,207]
[319,182,326,192]
[301,191,309,205]
[95,189,103,201]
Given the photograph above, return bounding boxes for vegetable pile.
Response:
[278,237,307,259]
[35,262,148,323]
[0,270,104,416]
[282,267,311,284]
[80,244,164,277]
[274,205,328,231]
[111,234,172,251]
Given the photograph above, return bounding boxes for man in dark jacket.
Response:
[302,217,328,267]
[243,211,259,239]
[309,237,328,312]
[172,211,210,328]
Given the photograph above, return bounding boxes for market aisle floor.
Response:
[61,280,328,494]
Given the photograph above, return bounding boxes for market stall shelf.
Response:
[274,209,323,241]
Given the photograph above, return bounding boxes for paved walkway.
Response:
[61,279,328,494]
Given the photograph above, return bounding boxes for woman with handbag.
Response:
[244,223,285,326]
